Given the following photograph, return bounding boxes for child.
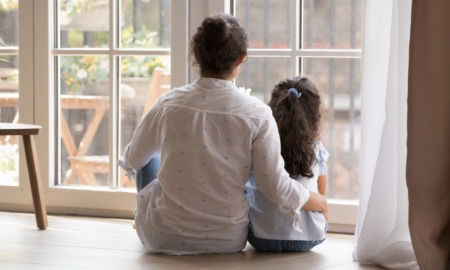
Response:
[119,14,328,255]
[246,77,329,252]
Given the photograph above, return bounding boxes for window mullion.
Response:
[109,0,118,189]
[291,0,299,77]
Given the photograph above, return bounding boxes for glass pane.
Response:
[0,0,19,186]
[0,53,19,185]
[302,0,361,49]
[235,0,291,49]
[120,0,171,48]
[58,55,110,186]
[0,0,19,47]
[119,55,170,189]
[58,0,109,48]
[0,55,18,92]
[302,57,361,200]
[236,57,292,102]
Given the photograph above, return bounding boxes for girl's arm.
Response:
[318,175,327,196]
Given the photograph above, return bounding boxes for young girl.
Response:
[246,77,329,252]
[119,14,328,255]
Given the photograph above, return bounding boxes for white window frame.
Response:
[0,0,36,213]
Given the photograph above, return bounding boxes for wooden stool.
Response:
[0,123,48,229]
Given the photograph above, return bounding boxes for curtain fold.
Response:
[353,0,418,269]
[407,1,450,269]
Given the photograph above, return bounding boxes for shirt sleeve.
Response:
[251,110,310,229]
[316,141,330,176]
[119,99,164,173]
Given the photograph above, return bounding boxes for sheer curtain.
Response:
[352,0,419,269]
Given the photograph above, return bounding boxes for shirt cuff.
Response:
[280,181,311,233]
[294,184,310,232]
[118,158,135,179]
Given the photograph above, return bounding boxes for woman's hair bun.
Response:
[190,13,247,76]
[201,16,230,42]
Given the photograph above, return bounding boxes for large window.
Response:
[0,1,360,229]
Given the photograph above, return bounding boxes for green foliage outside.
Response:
[0,143,18,185]
[0,0,18,11]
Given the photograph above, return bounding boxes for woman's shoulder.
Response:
[156,82,273,122]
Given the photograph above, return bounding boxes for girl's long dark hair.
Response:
[268,77,322,179]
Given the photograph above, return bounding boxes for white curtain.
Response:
[353,0,419,269]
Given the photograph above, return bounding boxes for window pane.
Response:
[58,0,109,48]
[120,0,171,48]
[0,0,19,187]
[235,0,291,49]
[0,55,19,185]
[119,55,170,189]
[0,55,18,92]
[0,0,19,47]
[302,0,361,49]
[236,57,292,102]
[58,55,110,186]
[302,57,361,200]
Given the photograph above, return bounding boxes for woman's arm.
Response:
[120,101,163,171]
[251,113,312,216]
[302,191,329,220]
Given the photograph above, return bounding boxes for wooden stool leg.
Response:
[22,135,48,230]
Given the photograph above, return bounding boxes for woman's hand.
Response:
[301,191,329,218]
[323,208,329,221]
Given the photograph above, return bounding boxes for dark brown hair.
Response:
[268,77,322,179]
[190,13,248,77]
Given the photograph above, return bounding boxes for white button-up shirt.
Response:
[120,77,310,255]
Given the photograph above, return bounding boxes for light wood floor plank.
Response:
[0,211,386,270]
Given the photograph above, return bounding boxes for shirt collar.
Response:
[195,77,238,90]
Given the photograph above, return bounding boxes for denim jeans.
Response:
[247,227,325,252]
[136,156,160,192]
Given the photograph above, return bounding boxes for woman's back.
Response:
[135,78,274,254]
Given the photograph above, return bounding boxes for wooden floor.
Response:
[0,211,385,270]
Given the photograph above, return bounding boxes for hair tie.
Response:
[288,88,302,98]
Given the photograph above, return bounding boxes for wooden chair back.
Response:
[142,67,171,117]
